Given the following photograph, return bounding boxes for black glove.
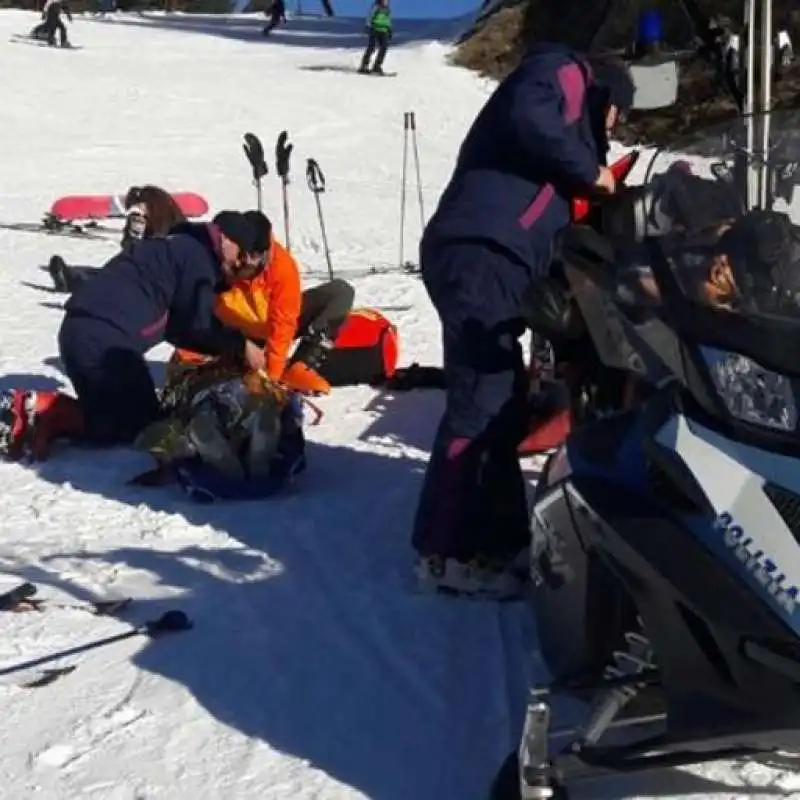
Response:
[275,131,293,182]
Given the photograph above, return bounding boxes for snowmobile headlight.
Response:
[702,347,798,432]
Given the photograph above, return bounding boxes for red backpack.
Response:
[317,307,399,387]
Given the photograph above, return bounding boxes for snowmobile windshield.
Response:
[631,110,800,380]
[592,110,800,437]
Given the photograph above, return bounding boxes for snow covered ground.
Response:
[0,8,799,800]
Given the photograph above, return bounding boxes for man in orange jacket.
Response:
[173,211,354,395]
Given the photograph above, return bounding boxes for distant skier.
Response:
[262,0,286,36]
[358,0,392,75]
[32,0,72,48]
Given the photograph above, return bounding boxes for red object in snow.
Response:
[49,192,210,222]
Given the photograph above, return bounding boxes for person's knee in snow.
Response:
[58,317,162,446]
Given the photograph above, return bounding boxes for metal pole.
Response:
[757,0,773,208]
[745,0,758,210]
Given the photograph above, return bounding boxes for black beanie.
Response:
[213,210,267,254]
[586,56,636,113]
[243,210,272,252]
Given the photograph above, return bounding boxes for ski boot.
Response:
[281,329,335,395]
[48,255,70,293]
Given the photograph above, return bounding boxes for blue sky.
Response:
[295,0,481,19]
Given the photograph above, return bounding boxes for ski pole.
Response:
[399,111,410,269]
[305,158,334,280]
[243,132,269,212]
[409,111,425,232]
[275,130,294,251]
[0,609,192,679]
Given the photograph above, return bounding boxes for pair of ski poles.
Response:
[242,131,334,281]
[399,110,425,271]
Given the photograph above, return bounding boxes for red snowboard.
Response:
[49,192,209,222]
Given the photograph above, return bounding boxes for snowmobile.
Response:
[491,106,800,799]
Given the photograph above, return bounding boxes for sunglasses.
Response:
[232,248,269,279]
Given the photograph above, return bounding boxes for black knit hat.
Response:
[213,210,268,254]
[243,210,272,252]
[586,56,635,113]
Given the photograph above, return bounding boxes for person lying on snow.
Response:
[48,185,188,293]
[169,210,357,397]
[412,44,634,600]
[0,210,273,462]
[132,353,307,502]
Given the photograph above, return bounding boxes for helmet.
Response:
[719,210,800,312]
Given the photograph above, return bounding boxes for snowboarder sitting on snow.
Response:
[170,210,355,397]
[358,0,391,75]
[32,0,72,48]
[48,185,188,293]
[0,210,272,462]
[262,0,286,36]
[412,46,634,600]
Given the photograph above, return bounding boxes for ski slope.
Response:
[0,8,798,800]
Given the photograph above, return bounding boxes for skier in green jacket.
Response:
[358,0,392,75]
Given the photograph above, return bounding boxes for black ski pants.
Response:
[360,30,389,71]
[297,279,354,341]
[44,7,68,46]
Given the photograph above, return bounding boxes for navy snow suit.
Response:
[413,43,603,566]
[58,223,246,444]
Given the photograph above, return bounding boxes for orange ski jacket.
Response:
[212,238,302,379]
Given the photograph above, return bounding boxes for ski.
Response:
[10,35,82,50]
[0,582,132,616]
[303,262,420,280]
[0,219,116,241]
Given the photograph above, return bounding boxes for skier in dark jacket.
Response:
[412,44,634,600]
[262,0,286,36]
[32,0,72,47]
[358,0,391,75]
[0,212,271,461]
